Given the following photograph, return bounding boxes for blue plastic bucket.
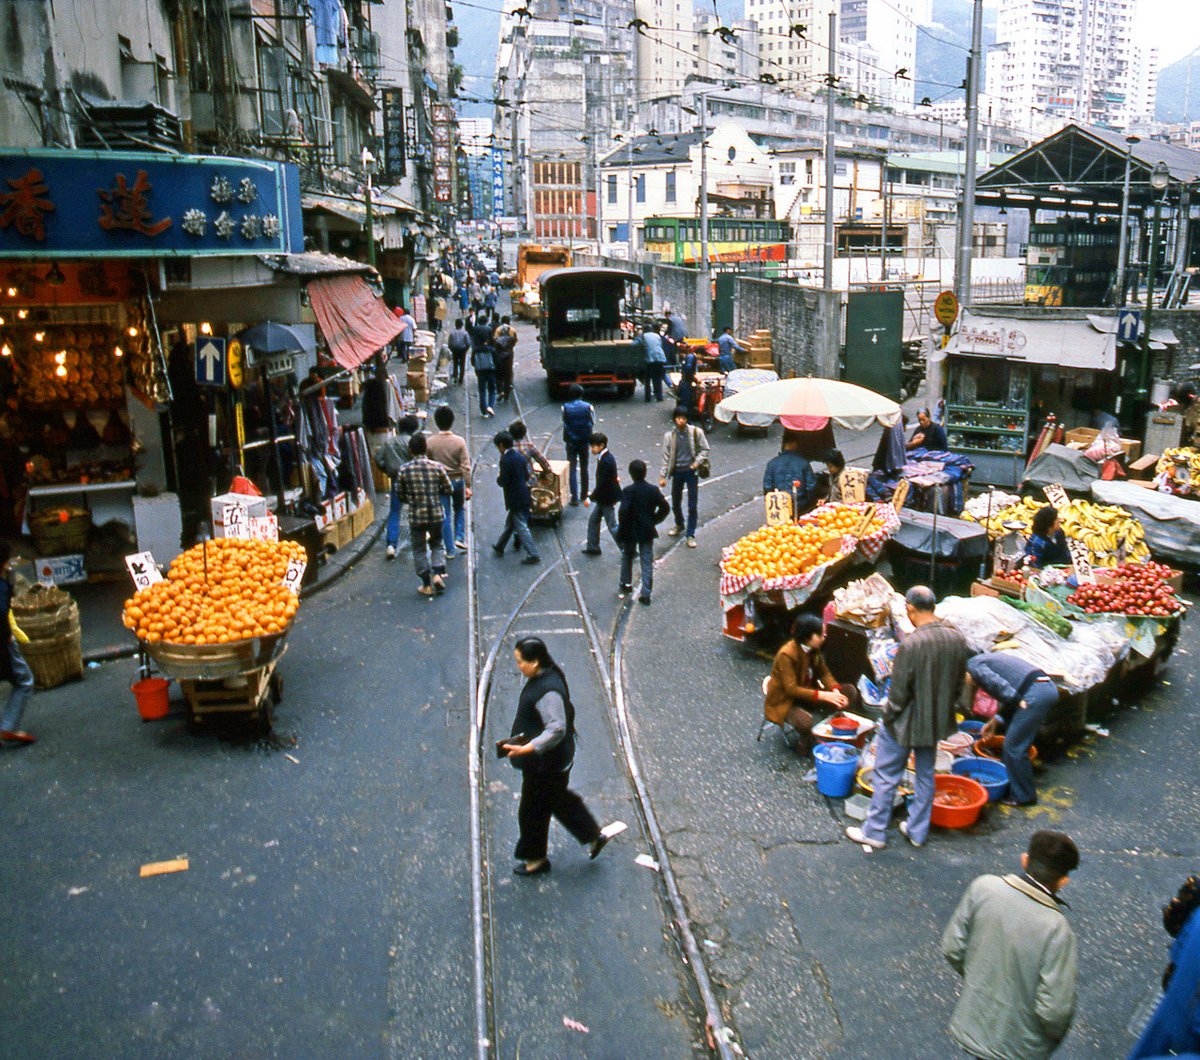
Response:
[952,755,1009,802]
[958,719,986,737]
[813,742,860,798]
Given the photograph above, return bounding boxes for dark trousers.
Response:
[643,362,664,402]
[620,540,655,597]
[1003,680,1057,804]
[496,354,514,400]
[586,502,619,551]
[671,468,699,536]
[565,440,590,502]
[451,348,468,384]
[515,767,600,861]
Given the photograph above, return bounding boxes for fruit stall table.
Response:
[720,502,900,643]
[123,537,304,728]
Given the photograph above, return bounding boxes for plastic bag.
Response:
[972,688,1000,719]
[1084,426,1123,463]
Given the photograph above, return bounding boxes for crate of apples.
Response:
[1067,563,1185,617]
[123,537,306,645]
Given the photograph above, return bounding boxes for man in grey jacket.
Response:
[846,585,970,851]
[941,831,1080,1059]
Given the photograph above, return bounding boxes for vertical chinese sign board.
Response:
[382,89,406,183]
[491,149,504,220]
[0,149,303,257]
[431,105,455,207]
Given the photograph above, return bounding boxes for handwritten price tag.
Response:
[282,556,307,594]
[247,514,279,542]
[124,550,164,590]
[222,503,249,539]
[1042,483,1069,509]
[764,490,792,526]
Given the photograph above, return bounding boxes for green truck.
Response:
[538,267,651,399]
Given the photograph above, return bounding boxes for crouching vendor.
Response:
[1024,506,1071,569]
[967,652,1060,808]
[763,614,859,754]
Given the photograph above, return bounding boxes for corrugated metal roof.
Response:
[258,252,375,277]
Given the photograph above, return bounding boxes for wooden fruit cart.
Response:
[143,631,289,728]
[530,458,571,526]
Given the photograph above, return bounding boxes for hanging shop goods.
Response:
[122,538,303,646]
[961,496,1149,566]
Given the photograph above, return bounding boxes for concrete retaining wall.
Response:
[732,278,841,379]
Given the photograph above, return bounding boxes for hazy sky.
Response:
[1137,0,1200,67]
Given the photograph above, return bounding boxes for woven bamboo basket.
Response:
[11,586,83,689]
[28,507,91,555]
[142,628,290,682]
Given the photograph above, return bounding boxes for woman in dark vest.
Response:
[501,637,614,876]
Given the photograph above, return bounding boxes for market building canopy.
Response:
[941,311,1117,371]
[306,274,402,370]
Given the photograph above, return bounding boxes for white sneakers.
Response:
[385,545,396,560]
[845,825,885,851]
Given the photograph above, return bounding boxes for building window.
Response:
[607,174,617,204]
[834,162,848,176]
[665,170,676,202]
[636,174,646,203]
[779,161,795,186]
[805,158,814,183]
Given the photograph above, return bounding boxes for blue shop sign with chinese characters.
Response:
[0,149,303,257]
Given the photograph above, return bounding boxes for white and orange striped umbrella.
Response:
[715,376,902,432]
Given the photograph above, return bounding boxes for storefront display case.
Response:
[945,359,1030,488]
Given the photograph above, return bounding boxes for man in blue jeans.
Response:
[0,541,36,745]
[846,586,970,852]
[561,384,596,506]
[617,459,670,605]
[659,406,709,548]
[491,431,540,564]
[426,405,471,557]
[972,652,1060,806]
[373,415,420,560]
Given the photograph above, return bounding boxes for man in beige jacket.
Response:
[941,831,1080,1059]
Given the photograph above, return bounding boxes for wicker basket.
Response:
[11,586,83,689]
[28,507,91,556]
[144,629,288,681]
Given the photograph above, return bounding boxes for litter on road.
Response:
[139,858,189,877]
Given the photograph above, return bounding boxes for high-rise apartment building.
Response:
[636,0,695,102]
[839,0,919,110]
[744,0,838,94]
[693,14,761,84]
[986,0,1155,134]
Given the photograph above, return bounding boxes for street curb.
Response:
[80,510,386,665]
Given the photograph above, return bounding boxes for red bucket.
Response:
[132,677,170,721]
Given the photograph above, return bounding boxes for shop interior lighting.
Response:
[54,364,67,378]
[127,326,139,337]
[33,331,44,342]
[0,345,10,358]
[5,288,15,298]
[16,309,28,319]
[199,322,213,335]
[54,351,66,365]
[113,345,123,358]
[0,315,5,326]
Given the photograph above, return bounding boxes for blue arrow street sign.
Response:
[1117,308,1141,343]
[195,337,227,387]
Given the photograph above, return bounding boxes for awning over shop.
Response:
[941,311,1117,371]
[307,274,402,369]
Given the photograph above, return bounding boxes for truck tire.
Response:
[617,382,637,399]
[546,374,565,400]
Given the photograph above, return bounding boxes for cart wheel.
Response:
[700,408,716,433]
[270,672,284,706]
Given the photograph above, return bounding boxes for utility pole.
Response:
[1114,134,1138,306]
[822,10,837,292]
[939,0,983,404]
[699,91,710,328]
[627,137,635,261]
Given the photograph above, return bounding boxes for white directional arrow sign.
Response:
[1117,308,1141,344]
[195,337,227,387]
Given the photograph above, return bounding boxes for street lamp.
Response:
[1137,160,1171,409]
[361,146,377,269]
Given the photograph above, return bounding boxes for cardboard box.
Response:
[1063,427,1142,462]
[971,579,1001,598]
[35,553,86,586]
[332,492,349,521]
[1128,453,1159,480]
[211,492,268,537]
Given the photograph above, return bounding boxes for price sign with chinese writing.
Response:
[124,551,164,590]
[282,557,307,594]
[764,490,792,526]
[841,468,868,504]
[1066,537,1096,584]
[247,515,279,542]
[1042,484,1069,510]
[222,503,249,539]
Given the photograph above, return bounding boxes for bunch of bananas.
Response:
[963,497,1149,567]
[1154,447,1200,490]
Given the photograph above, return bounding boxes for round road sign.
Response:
[934,290,959,327]
[227,339,245,388]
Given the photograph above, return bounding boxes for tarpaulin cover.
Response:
[1090,479,1200,566]
[307,274,403,370]
[890,510,989,560]
[1023,443,1101,492]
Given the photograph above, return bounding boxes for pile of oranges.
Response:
[123,537,306,645]
[721,505,885,582]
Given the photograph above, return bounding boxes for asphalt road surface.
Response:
[2,304,1196,1058]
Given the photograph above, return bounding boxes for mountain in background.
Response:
[1156,49,1200,124]
[914,0,994,107]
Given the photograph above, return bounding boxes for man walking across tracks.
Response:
[470,314,497,416]
[845,585,970,851]
[493,315,518,402]
[617,460,670,605]
[426,405,471,555]
[492,431,540,564]
[391,432,453,597]
[659,406,709,548]
[373,414,420,560]
[941,831,1080,1059]
[582,432,620,555]
[447,317,471,385]
[561,384,596,507]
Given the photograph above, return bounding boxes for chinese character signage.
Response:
[491,150,504,218]
[0,149,303,258]
[431,109,455,208]
[382,88,406,183]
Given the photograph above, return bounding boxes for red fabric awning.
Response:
[307,274,403,369]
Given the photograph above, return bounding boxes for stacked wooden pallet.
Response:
[736,329,774,369]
